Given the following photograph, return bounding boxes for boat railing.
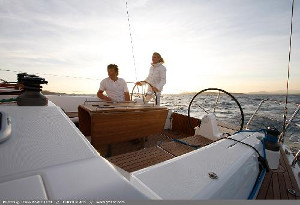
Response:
[279,104,300,142]
[245,99,269,129]
[291,150,300,168]
[246,98,300,145]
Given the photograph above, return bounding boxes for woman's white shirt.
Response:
[145,62,166,92]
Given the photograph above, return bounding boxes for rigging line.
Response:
[0,68,101,81]
[281,0,295,143]
[1,68,138,86]
[125,0,138,82]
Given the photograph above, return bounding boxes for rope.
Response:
[161,132,201,149]
[0,68,101,81]
[225,129,270,171]
[281,0,295,143]
[0,79,8,83]
[0,98,17,103]
[248,135,269,199]
[211,131,270,198]
[171,138,201,149]
[125,0,138,81]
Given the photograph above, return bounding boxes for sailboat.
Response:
[0,72,299,200]
[0,0,300,202]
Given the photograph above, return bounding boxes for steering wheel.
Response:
[131,81,157,105]
[188,88,244,131]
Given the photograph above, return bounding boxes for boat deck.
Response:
[69,111,300,200]
[105,131,300,200]
[256,147,300,199]
[106,130,212,172]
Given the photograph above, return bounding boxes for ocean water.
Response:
[160,93,300,153]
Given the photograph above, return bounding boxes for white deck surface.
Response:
[0,102,148,200]
[131,132,264,199]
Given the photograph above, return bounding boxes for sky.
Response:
[0,0,299,94]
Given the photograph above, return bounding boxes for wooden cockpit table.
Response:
[78,102,168,156]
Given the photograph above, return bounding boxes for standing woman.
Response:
[136,52,166,105]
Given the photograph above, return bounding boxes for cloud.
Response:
[0,0,299,94]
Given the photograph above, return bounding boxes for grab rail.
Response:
[245,99,268,130]
[279,104,300,142]
[246,98,300,143]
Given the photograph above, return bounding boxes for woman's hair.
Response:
[107,64,119,75]
[153,52,164,63]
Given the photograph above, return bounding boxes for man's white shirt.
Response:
[99,77,129,102]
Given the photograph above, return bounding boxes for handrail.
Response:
[291,150,300,167]
[212,91,221,114]
[245,99,268,129]
[279,104,300,143]
[245,98,300,143]
[84,99,134,105]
